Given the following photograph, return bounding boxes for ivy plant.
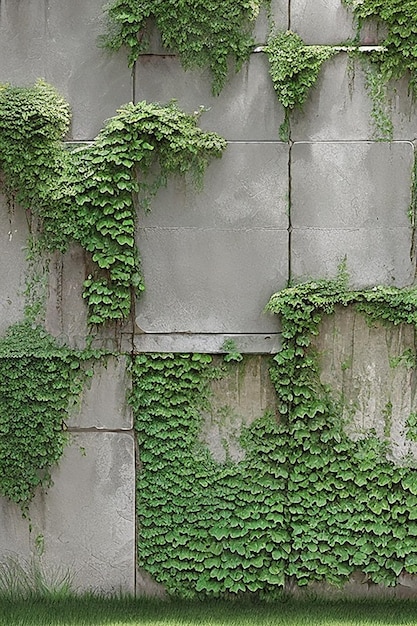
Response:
[102,0,268,95]
[265,31,336,140]
[344,0,417,96]
[343,0,417,138]
[130,274,417,597]
[265,273,417,587]
[0,81,226,324]
[0,322,98,510]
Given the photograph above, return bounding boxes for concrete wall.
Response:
[0,0,417,595]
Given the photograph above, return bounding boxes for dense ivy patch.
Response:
[0,323,98,509]
[130,274,417,596]
[102,0,268,95]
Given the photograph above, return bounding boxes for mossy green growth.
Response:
[0,322,99,510]
[102,0,268,95]
[0,81,226,325]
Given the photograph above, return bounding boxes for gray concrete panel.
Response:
[135,143,289,334]
[136,228,287,334]
[135,54,284,140]
[291,55,417,142]
[141,143,289,229]
[0,0,132,140]
[69,357,133,430]
[290,0,356,44]
[291,139,415,287]
[0,196,27,335]
[0,432,135,595]
[291,228,415,288]
[291,142,414,229]
[30,432,135,595]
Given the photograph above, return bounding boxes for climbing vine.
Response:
[345,0,417,96]
[265,31,336,141]
[0,81,225,324]
[102,0,268,95]
[0,322,98,510]
[130,274,417,596]
[130,353,289,598]
[265,272,417,587]
[343,0,417,139]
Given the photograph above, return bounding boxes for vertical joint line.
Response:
[288,139,293,286]
[287,0,291,31]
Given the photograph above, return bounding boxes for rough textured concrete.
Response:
[316,307,417,466]
[46,245,88,348]
[68,357,133,430]
[0,0,132,140]
[0,195,27,335]
[133,333,281,354]
[135,54,284,141]
[28,432,135,595]
[290,0,356,44]
[291,55,417,142]
[200,356,278,464]
[291,141,415,287]
[0,432,135,595]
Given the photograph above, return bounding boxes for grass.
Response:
[2,596,417,626]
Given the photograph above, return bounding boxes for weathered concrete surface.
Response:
[0,0,132,140]
[46,244,133,352]
[291,141,415,287]
[316,307,417,465]
[46,245,88,349]
[135,54,284,141]
[0,432,136,595]
[291,55,417,142]
[136,143,288,335]
[0,195,27,335]
[290,0,356,44]
[133,333,281,354]
[200,356,278,464]
[68,357,133,430]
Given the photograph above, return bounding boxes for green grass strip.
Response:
[2,597,417,626]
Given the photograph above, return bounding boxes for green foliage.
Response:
[102,0,267,95]
[131,354,289,598]
[131,277,417,597]
[0,81,226,324]
[265,31,336,140]
[406,413,417,442]
[221,339,243,363]
[265,31,336,111]
[265,275,417,587]
[0,322,98,509]
[345,0,417,96]
[344,0,417,138]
